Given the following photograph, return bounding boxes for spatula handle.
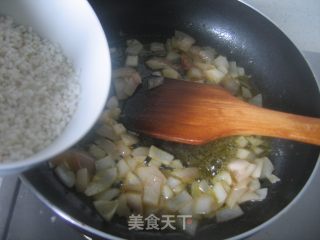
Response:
[235,105,320,145]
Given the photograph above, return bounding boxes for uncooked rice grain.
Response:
[0,16,80,163]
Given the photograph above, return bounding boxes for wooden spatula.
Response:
[121,78,320,145]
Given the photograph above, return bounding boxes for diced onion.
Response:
[198,180,210,192]
[213,55,229,71]
[193,195,215,215]
[162,185,174,200]
[94,188,120,201]
[238,191,260,203]
[96,124,119,141]
[260,157,274,178]
[116,194,131,217]
[162,68,180,79]
[212,182,227,204]
[166,190,192,212]
[171,168,199,183]
[125,55,139,67]
[123,172,143,192]
[117,159,130,178]
[132,147,149,157]
[126,39,143,55]
[89,145,106,159]
[106,96,119,109]
[256,188,268,201]
[236,148,251,159]
[172,31,195,52]
[204,68,225,83]
[248,179,261,191]
[121,133,139,146]
[116,141,131,157]
[148,145,174,165]
[113,123,127,136]
[267,174,280,184]
[75,168,89,192]
[55,165,75,188]
[216,205,244,222]
[213,171,233,186]
[241,86,253,98]
[166,51,180,62]
[249,94,263,107]
[236,136,249,148]
[125,192,143,213]
[94,200,119,221]
[145,58,169,70]
[226,187,247,208]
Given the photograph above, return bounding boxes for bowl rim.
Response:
[0,0,112,174]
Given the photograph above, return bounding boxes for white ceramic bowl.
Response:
[0,0,111,175]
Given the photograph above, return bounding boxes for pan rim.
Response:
[21,0,320,239]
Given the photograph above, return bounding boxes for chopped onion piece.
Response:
[171,159,184,169]
[166,190,192,212]
[166,51,180,62]
[248,179,261,191]
[236,148,251,159]
[260,157,274,179]
[252,158,264,178]
[229,61,238,78]
[96,124,119,141]
[94,200,119,221]
[126,39,143,55]
[241,86,253,98]
[236,136,249,147]
[213,171,233,185]
[124,172,143,192]
[89,145,106,159]
[249,94,263,107]
[171,168,199,183]
[213,182,228,204]
[147,76,164,89]
[94,188,120,201]
[205,68,225,83]
[125,55,138,67]
[148,145,174,165]
[178,201,193,215]
[253,146,264,155]
[162,185,174,200]
[256,188,268,201]
[126,156,146,170]
[75,168,89,192]
[113,123,126,136]
[117,159,130,178]
[238,191,260,203]
[166,176,182,189]
[193,195,215,215]
[226,187,247,208]
[106,96,119,109]
[220,77,240,95]
[187,67,203,80]
[126,192,143,213]
[145,58,169,70]
[216,205,244,222]
[172,30,195,52]
[121,133,139,146]
[228,159,256,182]
[95,139,118,158]
[136,166,166,183]
[199,180,210,192]
[213,55,229,71]
[86,167,117,196]
[116,141,131,157]
[55,165,75,188]
[132,147,149,157]
[267,174,280,183]
[194,61,215,71]
[143,177,162,206]
[162,68,180,79]
[148,158,162,167]
[116,194,131,217]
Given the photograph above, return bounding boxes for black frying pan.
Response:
[21,0,320,239]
